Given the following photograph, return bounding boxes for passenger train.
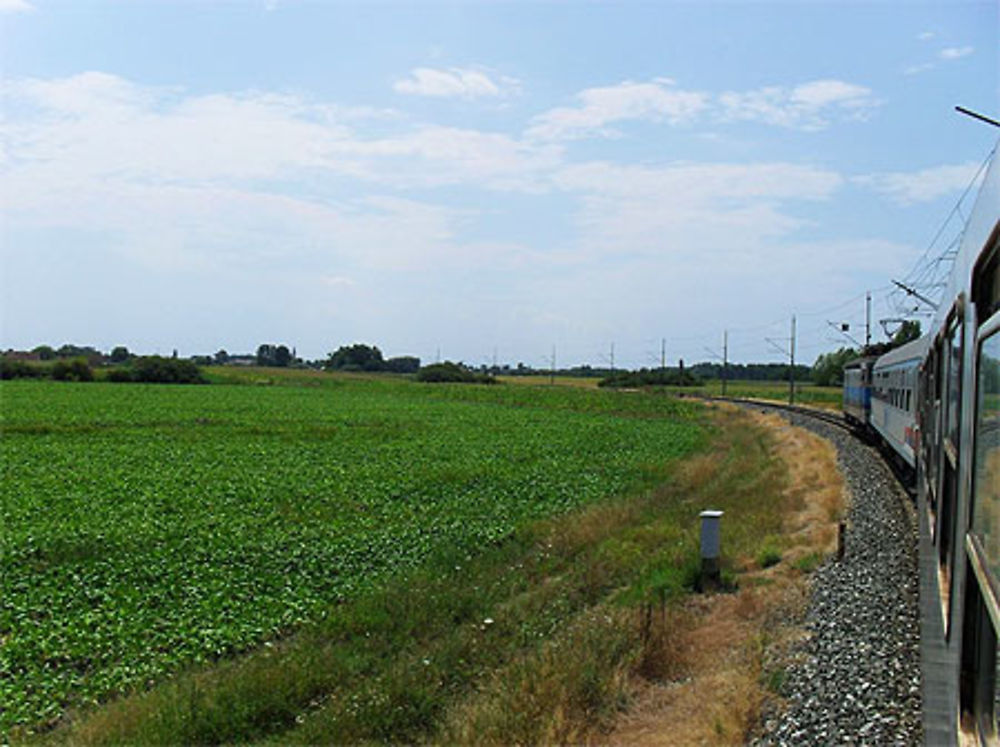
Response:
[841,141,999,744]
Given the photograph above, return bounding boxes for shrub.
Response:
[51,358,94,382]
[0,359,48,380]
[757,546,782,569]
[415,362,496,384]
[598,369,701,388]
[121,356,207,384]
[104,368,135,383]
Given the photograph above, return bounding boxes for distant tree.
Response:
[326,343,385,372]
[598,367,699,388]
[274,345,292,367]
[51,358,94,382]
[891,320,921,347]
[215,349,229,365]
[384,356,420,374]
[56,344,101,360]
[32,345,56,360]
[1,359,47,379]
[811,347,858,387]
[110,346,130,363]
[257,344,276,367]
[416,361,496,384]
[126,356,206,384]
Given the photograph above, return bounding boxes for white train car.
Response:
[915,139,1000,744]
[871,335,930,468]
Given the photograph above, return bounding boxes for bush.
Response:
[117,356,207,384]
[415,362,496,384]
[384,356,421,374]
[104,368,135,383]
[598,369,700,388]
[0,359,48,380]
[51,358,94,382]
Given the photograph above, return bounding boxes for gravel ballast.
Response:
[751,408,923,745]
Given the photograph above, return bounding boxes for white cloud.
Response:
[854,162,981,205]
[719,79,879,131]
[330,126,561,191]
[529,77,879,140]
[0,0,33,12]
[1,71,556,196]
[903,63,935,76]
[940,46,974,60]
[527,79,709,140]
[393,67,518,99]
[0,72,562,279]
[917,31,935,41]
[552,161,843,262]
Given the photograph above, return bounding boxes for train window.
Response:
[960,567,999,739]
[947,319,963,451]
[972,232,1000,323]
[971,330,1000,585]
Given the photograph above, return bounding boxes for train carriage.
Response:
[871,335,929,468]
[915,141,1000,744]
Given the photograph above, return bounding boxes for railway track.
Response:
[682,393,918,498]
[680,393,853,432]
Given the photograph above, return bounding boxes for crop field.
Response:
[0,375,706,734]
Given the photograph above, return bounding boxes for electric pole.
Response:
[865,292,871,350]
[765,316,796,404]
[550,345,556,385]
[722,330,728,397]
[610,342,615,373]
[789,315,796,405]
[661,338,666,373]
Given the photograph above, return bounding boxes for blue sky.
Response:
[1,1,997,368]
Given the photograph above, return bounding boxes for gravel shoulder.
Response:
[751,409,923,745]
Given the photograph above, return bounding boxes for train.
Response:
[840,141,999,744]
[843,334,929,475]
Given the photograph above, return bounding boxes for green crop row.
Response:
[0,377,705,734]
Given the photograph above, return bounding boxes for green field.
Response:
[0,375,706,734]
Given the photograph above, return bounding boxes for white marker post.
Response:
[700,509,724,588]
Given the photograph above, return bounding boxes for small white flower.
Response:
[483,617,494,625]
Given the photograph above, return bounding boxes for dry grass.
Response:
[602,407,847,746]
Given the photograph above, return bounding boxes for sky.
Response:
[1,1,997,369]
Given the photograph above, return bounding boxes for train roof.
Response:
[844,355,877,370]
[930,140,1000,335]
[874,334,931,369]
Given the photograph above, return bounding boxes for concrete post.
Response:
[700,510,724,586]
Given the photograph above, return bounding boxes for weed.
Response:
[794,552,824,573]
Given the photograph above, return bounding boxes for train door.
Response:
[929,342,944,541]
[938,306,965,632]
[960,233,1000,740]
